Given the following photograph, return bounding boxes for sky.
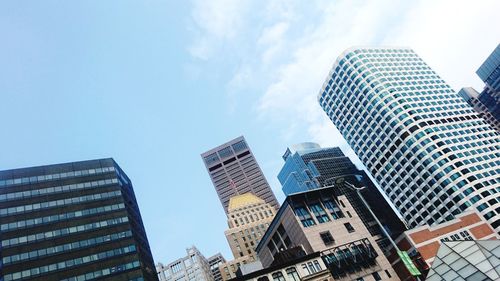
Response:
[1,0,499,265]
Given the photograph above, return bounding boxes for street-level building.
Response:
[0,158,157,281]
[201,136,280,214]
[255,187,399,281]
[318,47,500,231]
[156,246,213,281]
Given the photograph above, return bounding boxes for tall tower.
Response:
[318,47,500,231]
[0,158,158,281]
[201,136,279,214]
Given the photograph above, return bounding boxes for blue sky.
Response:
[1,0,499,264]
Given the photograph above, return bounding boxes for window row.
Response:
[59,260,140,281]
[4,244,136,281]
[0,190,121,216]
[1,216,129,247]
[1,203,125,231]
[0,178,118,202]
[3,230,132,265]
[0,166,116,188]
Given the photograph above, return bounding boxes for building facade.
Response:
[207,253,226,281]
[458,87,499,131]
[318,47,500,231]
[255,187,399,281]
[0,158,157,281]
[219,193,277,280]
[156,247,214,281]
[229,248,333,281]
[201,136,280,214]
[278,143,406,250]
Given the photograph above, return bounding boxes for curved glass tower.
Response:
[318,47,500,231]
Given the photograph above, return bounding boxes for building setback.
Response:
[278,143,407,250]
[0,158,157,281]
[156,246,213,281]
[318,47,500,231]
[201,136,280,214]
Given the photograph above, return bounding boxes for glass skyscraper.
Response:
[0,158,157,281]
[201,136,279,214]
[318,47,500,231]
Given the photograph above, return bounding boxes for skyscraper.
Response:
[459,43,500,131]
[0,158,157,281]
[201,136,279,214]
[207,253,226,281]
[318,47,500,231]
[278,143,407,250]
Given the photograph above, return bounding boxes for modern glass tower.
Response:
[318,47,500,231]
[0,158,157,281]
[201,136,279,214]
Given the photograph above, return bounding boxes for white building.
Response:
[157,246,214,281]
[318,47,500,231]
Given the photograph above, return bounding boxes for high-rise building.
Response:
[255,187,399,280]
[225,193,276,259]
[459,44,500,131]
[207,253,226,281]
[201,136,279,214]
[0,158,157,281]
[156,247,213,281]
[318,47,500,231]
[218,193,276,280]
[278,143,406,249]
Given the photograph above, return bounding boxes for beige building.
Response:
[220,193,277,280]
[256,187,400,281]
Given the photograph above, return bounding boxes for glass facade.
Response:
[318,47,500,231]
[426,240,500,280]
[0,158,158,281]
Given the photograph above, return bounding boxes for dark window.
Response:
[320,231,335,246]
[372,272,382,280]
[385,270,392,278]
[344,223,355,233]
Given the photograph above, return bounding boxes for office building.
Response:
[207,253,226,281]
[229,247,332,281]
[0,158,157,281]
[201,136,279,214]
[255,187,399,280]
[387,210,498,280]
[318,47,500,231]
[278,143,406,250]
[219,193,276,280]
[156,247,213,281]
[426,240,500,281]
[459,44,500,131]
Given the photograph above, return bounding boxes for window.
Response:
[271,272,285,281]
[286,268,299,281]
[385,270,392,278]
[372,272,382,280]
[344,223,355,233]
[257,277,269,281]
[320,231,335,246]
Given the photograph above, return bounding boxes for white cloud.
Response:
[188,0,500,167]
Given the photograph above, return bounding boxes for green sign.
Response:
[398,250,421,276]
